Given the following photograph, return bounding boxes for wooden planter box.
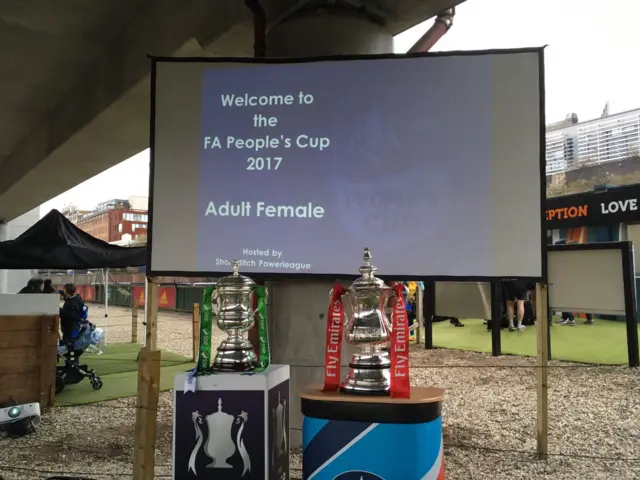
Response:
[0,314,59,408]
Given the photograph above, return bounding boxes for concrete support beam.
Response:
[265,7,393,447]
[266,7,393,56]
[0,0,464,223]
[0,0,251,223]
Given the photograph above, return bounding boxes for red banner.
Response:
[84,285,96,302]
[323,283,347,391]
[157,286,176,310]
[390,283,410,398]
[76,285,86,300]
[132,286,145,307]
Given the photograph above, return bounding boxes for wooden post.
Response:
[424,281,435,349]
[133,347,161,480]
[40,315,59,407]
[131,305,139,343]
[415,283,424,345]
[192,303,200,362]
[145,278,159,351]
[535,283,549,459]
[133,276,161,480]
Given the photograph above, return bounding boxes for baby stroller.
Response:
[56,305,104,395]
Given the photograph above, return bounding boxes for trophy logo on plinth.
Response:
[189,398,251,476]
[271,391,288,470]
[212,260,259,372]
[334,472,384,480]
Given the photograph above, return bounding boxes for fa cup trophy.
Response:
[341,247,393,395]
[211,260,258,372]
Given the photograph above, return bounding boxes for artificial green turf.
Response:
[56,342,191,376]
[432,318,639,364]
[55,343,194,406]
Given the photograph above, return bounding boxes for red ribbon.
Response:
[323,283,347,391]
[390,283,410,398]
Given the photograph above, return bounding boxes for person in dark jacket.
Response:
[42,279,56,294]
[60,283,87,341]
[18,278,44,293]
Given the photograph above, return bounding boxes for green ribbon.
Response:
[253,285,270,371]
[197,286,216,373]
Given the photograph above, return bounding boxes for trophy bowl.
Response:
[340,247,393,395]
[211,260,258,372]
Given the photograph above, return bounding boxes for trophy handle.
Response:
[389,282,409,298]
[251,285,267,312]
[211,288,220,318]
[329,288,346,307]
[329,287,349,327]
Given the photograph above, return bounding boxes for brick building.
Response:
[76,198,148,243]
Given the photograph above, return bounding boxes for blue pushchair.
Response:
[56,305,104,394]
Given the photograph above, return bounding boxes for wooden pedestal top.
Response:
[301,386,445,404]
[300,386,445,424]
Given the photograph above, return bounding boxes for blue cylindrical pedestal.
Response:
[301,387,445,480]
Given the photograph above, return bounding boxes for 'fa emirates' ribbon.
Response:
[252,286,270,371]
[323,283,347,391]
[390,283,411,398]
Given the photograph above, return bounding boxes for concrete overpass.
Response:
[0,0,463,223]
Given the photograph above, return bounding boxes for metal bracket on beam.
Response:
[339,0,397,23]
[266,0,315,32]
[266,0,395,32]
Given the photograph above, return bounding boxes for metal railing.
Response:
[546,111,640,174]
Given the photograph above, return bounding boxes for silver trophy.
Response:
[341,247,393,395]
[212,260,258,372]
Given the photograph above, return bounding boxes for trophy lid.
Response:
[217,259,256,293]
[348,247,388,292]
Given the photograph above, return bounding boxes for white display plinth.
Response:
[0,293,60,315]
[173,364,290,480]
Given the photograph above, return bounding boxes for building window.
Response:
[123,212,148,222]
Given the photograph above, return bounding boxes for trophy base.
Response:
[340,365,391,396]
[211,356,258,372]
[212,340,257,372]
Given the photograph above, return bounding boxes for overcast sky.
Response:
[40,0,640,215]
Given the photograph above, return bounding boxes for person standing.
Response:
[42,279,56,293]
[18,278,43,293]
[558,312,575,325]
[504,280,527,331]
[553,239,575,325]
[559,312,594,326]
[60,283,86,341]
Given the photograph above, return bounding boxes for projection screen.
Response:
[148,49,545,278]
